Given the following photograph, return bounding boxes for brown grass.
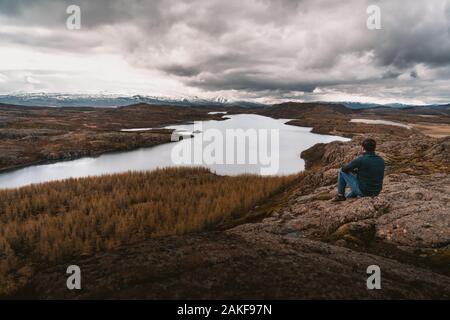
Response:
[411,123,450,138]
[0,167,295,295]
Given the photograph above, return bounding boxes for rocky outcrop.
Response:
[424,137,450,164]
[268,173,450,251]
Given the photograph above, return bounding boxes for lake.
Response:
[0,114,349,189]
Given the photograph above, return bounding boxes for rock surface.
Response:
[19,230,450,299]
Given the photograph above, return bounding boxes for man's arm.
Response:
[341,156,363,173]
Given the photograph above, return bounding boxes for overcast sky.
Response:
[1,0,450,104]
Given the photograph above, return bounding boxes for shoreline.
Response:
[1,102,449,185]
[0,134,175,175]
[0,114,349,189]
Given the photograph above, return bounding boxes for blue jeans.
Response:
[338,170,363,198]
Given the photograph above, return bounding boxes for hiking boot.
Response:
[332,194,346,202]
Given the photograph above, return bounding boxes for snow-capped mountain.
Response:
[0,93,265,108]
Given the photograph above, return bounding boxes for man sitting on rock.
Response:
[333,138,385,201]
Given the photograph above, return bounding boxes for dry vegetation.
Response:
[0,167,295,295]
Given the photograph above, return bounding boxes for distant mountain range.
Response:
[0,93,447,110]
[337,102,439,109]
[0,93,264,108]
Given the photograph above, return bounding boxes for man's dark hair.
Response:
[362,138,376,152]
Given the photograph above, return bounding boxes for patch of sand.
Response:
[412,123,450,137]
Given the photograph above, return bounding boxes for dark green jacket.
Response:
[342,152,385,196]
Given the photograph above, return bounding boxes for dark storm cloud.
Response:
[161,65,201,77]
[371,1,450,69]
[381,70,401,79]
[187,71,319,92]
[1,0,450,102]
